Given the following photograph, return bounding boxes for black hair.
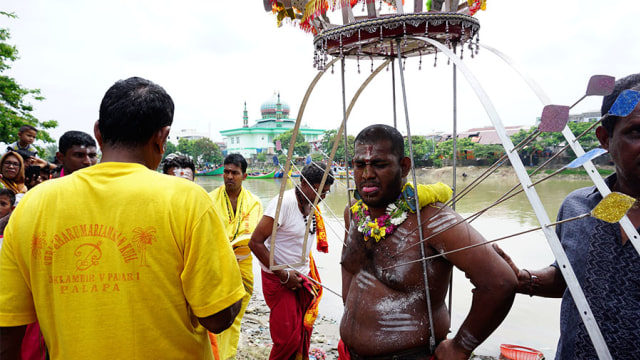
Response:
[301,161,334,186]
[161,154,195,175]
[19,125,37,133]
[224,153,248,174]
[0,188,16,206]
[601,73,640,135]
[354,124,405,161]
[98,77,174,148]
[59,131,97,154]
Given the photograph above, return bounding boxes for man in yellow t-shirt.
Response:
[209,153,263,359]
[0,77,244,360]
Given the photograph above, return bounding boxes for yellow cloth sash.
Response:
[303,253,323,330]
[209,186,263,262]
[413,182,453,209]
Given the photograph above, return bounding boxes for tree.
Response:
[173,138,222,167]
[274,129,310,157]
[191,138,223,166]
[0,12,57,149]
[320,129,354,164]
[404,135,433,161]
[434,138,476,160]
[164,141,177,157]
[176,138,193,156]
[42,143,58,162]
[510,121,601,165]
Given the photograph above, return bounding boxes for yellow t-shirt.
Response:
[0,162,245,360]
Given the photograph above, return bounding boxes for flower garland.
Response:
[351,197,409,242]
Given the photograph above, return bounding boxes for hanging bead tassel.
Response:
[445,21,451,49]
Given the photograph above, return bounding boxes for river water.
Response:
[197,173,594,358]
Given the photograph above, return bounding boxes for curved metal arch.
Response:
[415,36,612,360]
[268,57,393,270]
[480,44,640,255]
[269,57,340,270]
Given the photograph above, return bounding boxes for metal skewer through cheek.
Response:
[382,192,636,271]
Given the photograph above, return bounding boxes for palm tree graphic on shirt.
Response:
[132,227,156,266]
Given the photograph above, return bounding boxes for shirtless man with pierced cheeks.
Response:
[341,124,517,360]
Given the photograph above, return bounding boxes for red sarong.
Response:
[262,268,320,360]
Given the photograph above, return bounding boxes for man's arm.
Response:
[248,216,302,289]
[197,299,243,334]
[0,325,26,360]
[493,245,567,298]
[427,205,517,359]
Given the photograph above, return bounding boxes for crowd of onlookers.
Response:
[0,126,99,237]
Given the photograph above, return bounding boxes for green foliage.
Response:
[320,129,355,163]
[164,141,177,156]
[256,152,267,162]
[311,153,324,161]
[434,138,476,160]
[277,154,288,166]
[42,143,58,162]
[511,121,601,160]
[173,137,222,167]
[404,135,438,161]
[0,12,57,147]
[273,129,310,157]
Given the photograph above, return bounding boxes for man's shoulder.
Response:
[208,185,225,197]
[562,185,598,207]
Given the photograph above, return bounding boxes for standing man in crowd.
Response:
[249,162,333,360]
[341,124,517,360]
[209,153,263,359]
[0,76,244,359]
[496,73,640,359]
[55,130,99,177]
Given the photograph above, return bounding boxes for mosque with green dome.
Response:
[220,93,326,159]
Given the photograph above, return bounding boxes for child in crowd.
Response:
[6,125,39,156]
[6,125,55,171]
[0,188,16,238]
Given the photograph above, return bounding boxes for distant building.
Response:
[568,111,600,124]
[441,125,529,145]
[220,93,326,159]
[167,128,209,145]
[535,110,601,126]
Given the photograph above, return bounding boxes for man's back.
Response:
[0,162,244,359]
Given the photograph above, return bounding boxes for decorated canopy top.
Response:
[265,0,486,68]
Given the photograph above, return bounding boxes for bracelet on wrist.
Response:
[279,270,290,285]
[522,269,539,297]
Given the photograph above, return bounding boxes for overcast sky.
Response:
[3,0,638,144]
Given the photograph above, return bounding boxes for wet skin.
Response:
[341,140,517,359]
